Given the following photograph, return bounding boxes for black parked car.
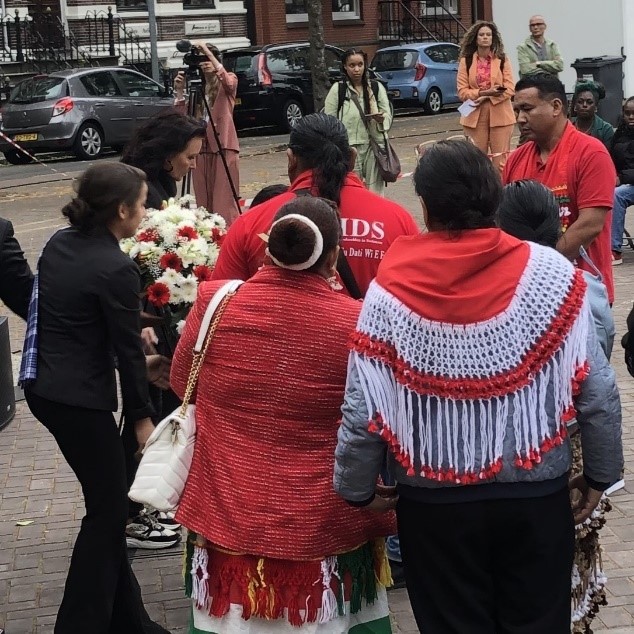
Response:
[223,42,388,132]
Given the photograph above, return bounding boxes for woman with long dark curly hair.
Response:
[324,48,392,195]
[121,110,206,210]
[457,20,515,173]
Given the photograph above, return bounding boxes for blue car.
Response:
[370,42,461,114]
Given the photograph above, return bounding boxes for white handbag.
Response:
[128,279,243,511]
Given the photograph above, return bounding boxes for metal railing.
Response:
[0,7,151,74]
[378,0,467,44]
[84,8,151,72]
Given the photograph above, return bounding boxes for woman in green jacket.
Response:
[571,81,614,148]
[324,48,392,195]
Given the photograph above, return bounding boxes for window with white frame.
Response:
[285,0,360,23]
[332,0,360,20]
[419,0,459,16]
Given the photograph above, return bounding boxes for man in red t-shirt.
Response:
[212,113,419,296]
[503,73,616,303]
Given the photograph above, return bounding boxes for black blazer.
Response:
[28,226,153,421]
[146,170,177,210]
[0,218,33,320]
[611,129,634,185]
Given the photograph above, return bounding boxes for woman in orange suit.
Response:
[457,21,515,173]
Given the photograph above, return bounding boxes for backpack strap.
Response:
[371,80,379,101]
[293,188,363,299]
[337,81,347,118]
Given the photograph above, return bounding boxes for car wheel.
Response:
[74,122,104,160]
[3,148,34,165]
[281,99,304,132]
[423,88,442,115]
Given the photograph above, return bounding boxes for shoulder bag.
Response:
[128,279,243,511]
[349,90,401,184]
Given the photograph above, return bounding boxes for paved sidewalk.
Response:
[2,263,634,634]
[2,120,634,631]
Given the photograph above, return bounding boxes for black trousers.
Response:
[397,488,575,634]
[26,391,170,634]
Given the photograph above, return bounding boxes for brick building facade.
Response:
[249,1,492,57]
[0,0,491,67]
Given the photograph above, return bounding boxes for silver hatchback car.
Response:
[0,67,174,164]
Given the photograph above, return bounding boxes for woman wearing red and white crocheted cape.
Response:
[334,140,623,634]
[171,196,396,634]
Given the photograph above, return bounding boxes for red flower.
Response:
[193,265,213,282]
[146,282,170,308]
[177,226,199,241]
[159,252,183,272]
[137,228,160,243]
[211,227,225,246]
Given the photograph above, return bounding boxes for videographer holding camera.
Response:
[174,41,241,225]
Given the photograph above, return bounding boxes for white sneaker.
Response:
[126,510,181,549]
[148,508,181,531]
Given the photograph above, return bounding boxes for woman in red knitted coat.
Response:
[171,196,395,634]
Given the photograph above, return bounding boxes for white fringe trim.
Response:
[355,245,590,478]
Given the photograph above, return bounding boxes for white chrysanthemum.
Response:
[179,194,197,206]
[206,242,220,266]
[176,319,187,336]
[210,214,226,230]
[158,268,183,285]
[178,277,198,304]
[159,225,178,247]
[169,284,185,304]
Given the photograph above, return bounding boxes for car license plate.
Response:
[14,133,37,142]
[234,97,242,106]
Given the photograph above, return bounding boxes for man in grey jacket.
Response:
[517,15,564,78]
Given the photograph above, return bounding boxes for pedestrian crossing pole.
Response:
[147,0,160,83]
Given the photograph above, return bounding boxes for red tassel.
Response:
[287,595,304,627]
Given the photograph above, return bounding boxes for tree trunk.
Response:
[306,0,330,113]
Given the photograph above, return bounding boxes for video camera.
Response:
[175,39,209,79]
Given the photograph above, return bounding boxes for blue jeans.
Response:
[611,184,634,252]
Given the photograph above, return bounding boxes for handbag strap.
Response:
[350,90,372,134]
[350,90,390,150]
[179,279,243,414]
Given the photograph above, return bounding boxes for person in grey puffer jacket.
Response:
[497,179,615,359]
[333,140,622,634]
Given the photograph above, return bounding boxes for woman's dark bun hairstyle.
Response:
[63,162,147,233]
[497,180,561,248]
[268,196,341,272]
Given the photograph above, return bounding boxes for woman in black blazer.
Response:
[121,110,206,210]
[23,163,170,634]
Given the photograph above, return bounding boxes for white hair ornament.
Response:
[266,213,324,271]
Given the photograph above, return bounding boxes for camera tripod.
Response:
[181,76,242,217]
